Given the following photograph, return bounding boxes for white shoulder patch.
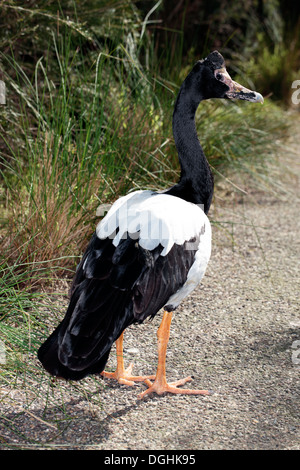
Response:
[96,190,210,256]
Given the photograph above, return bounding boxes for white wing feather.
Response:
[96,191,209,256]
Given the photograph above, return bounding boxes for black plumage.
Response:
[38,232,198,380]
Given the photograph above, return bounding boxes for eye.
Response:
[216,73,223,81]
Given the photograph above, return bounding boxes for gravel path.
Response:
[0,126,299,450]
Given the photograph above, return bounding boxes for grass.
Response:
[0,1,294,445]
[231,14,300,106]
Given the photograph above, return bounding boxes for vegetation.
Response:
[0,0,298,407]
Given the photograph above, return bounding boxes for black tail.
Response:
[38,277,135,380]
[37,321,111,380]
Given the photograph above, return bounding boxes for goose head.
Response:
[188,50,264,104]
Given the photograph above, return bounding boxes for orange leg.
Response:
[101,331,156,386]
[138,310,210,399]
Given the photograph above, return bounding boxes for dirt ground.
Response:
[0,122,299,451]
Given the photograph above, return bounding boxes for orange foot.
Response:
[101,362,155,386]
[138,375,210,399]
[138,310,210,399]
[101,332,155,386]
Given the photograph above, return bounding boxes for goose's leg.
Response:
[101,331,156,386]
[138,310,210,399]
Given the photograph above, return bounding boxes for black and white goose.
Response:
[38,51,263,398]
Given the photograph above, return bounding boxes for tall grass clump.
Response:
[1,3,173,278]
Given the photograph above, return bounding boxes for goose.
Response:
[38,51,263,398]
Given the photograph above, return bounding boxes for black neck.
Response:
[165,79,214,214]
